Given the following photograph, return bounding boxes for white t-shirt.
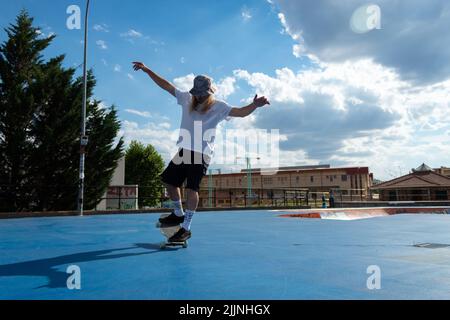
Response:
[175,89,233,157]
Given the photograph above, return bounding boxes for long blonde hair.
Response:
[190,95,215,114]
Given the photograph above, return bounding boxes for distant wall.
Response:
[96,156,126,210]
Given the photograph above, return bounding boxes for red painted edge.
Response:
[279,207,450,219]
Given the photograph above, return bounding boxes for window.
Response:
[436,190,448,200]
[263,177,273,184]
[388,191,397,201]
[310,176,314,183]
[341,175,347,181]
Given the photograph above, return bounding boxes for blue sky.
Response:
[1,0,449,180]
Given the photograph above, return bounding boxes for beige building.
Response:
[372,164,450,201]
[96,157,138,211]
[198,165,373,208]
[435,167,450,177]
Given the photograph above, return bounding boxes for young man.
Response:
[132,62,270,242]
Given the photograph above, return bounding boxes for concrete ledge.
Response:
[0,205,311,220]
[337,201,450,208]
[4,202,450,220]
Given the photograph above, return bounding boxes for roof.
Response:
[208,166,370,178]
[242,165,331,173]
[412,163,433,172]
[372,170,450,190]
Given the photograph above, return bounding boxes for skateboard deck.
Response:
[156,214,188,249]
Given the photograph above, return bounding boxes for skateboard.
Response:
[156,214,188,249]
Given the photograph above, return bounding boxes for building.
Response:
[96,157,138,211]
[435,166,450,177]
[198,165,373,208]
[371,163,450,201]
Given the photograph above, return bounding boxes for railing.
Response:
[199,188,310,208]
[0,184,378,212]
[196,188,372,209]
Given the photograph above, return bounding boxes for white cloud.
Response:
[36,26,54,39]
[234,68,304,104]
[120,29,143,38]
[124,109,171,122]
[241,7,253,22]
[96,40,108,50]
[119,120,179,162]
[114,64,122,72]
[125,109,151,118]
[93,24,109,32]
[230,59,450,180]
[173,74,237,99]
[292,44,304,58]
[273,0,450,84]
[216,77,237,100]
[127,73,135,80]
[97,101,108,110]
[173,74,195,91]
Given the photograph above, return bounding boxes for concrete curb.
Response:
[0,206,311,220]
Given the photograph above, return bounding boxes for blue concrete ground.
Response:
[1,210,450,300]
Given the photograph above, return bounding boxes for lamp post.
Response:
[78,0,91,216]
[236,156,260,203]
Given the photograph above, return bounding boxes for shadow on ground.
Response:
[0,243,178,289]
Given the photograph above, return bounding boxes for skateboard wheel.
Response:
[183,242,188,248]
[156,222,162,228]
[160,242,166,249]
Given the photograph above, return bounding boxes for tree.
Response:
[125,141,164,208]
[0,11,124,212]
[0,10,54,211]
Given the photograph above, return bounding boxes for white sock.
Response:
[181,210,195,231]
[172,200,184,217]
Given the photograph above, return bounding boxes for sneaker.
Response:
[159,213,184,227]
[169,228,192,243]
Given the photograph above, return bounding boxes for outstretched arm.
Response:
[132,62,176,97]
[229,95,270,118]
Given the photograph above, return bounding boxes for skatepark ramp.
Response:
[278,207,450,221]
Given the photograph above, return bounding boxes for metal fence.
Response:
[1,184,374,212]
[197,188,372,209]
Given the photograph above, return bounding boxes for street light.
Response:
[236,156,260,200]
[78,0,91,216]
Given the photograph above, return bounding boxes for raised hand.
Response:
[253,95,271,108]
[132,61,148,72]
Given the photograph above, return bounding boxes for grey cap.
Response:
[189,75,215,97]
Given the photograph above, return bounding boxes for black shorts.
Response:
[160,149,210,192]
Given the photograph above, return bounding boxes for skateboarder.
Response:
[132,62,270,243]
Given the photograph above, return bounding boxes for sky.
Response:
[0,0,449,180]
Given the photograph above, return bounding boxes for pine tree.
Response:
[0,11,54,212]
[125,141,164,208]
[0,11,124,212]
